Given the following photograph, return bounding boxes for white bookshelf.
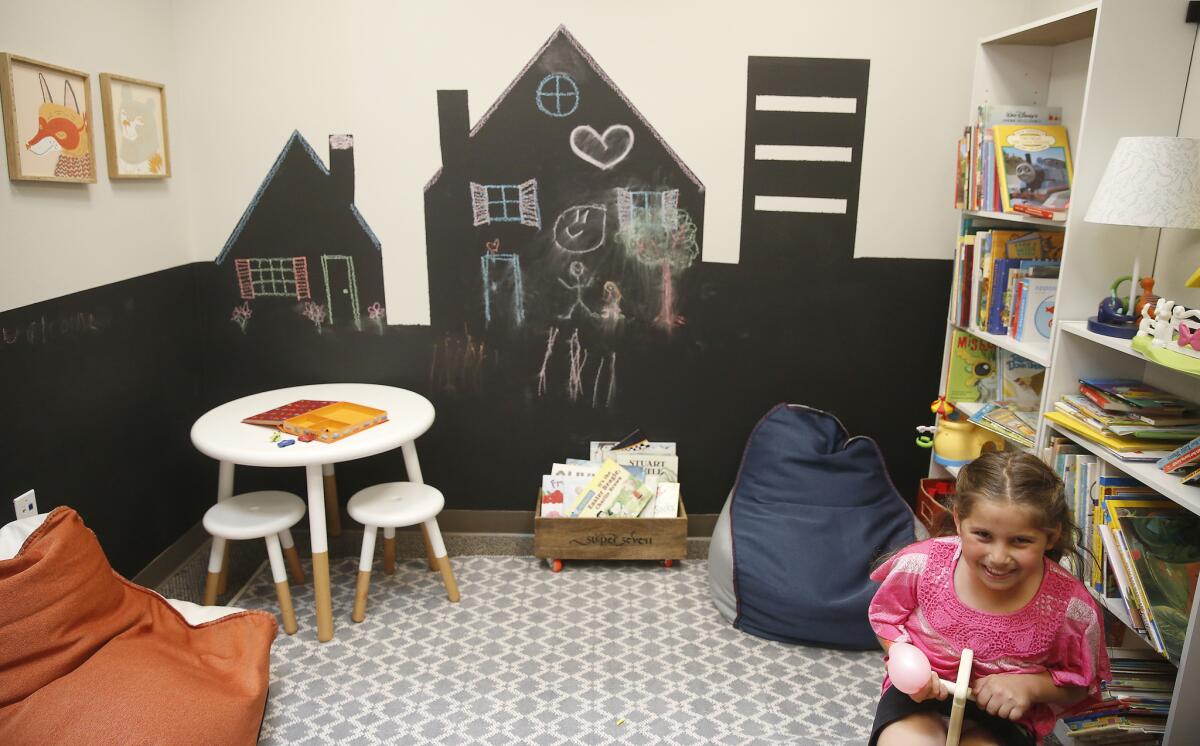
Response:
[933,3,1200,743]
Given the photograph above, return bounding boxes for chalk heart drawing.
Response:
[570,125,634,170]
[553,204,607,254]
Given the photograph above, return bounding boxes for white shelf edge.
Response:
[1045,423,1200,517]
[952,323,1052,366]
[964,209,1068,229]
[1059,320,1200,380]
[978,2,1099,46]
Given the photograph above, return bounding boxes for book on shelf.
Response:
[1156,435,1200,475]
[1044,411,1175,461]
[652,482,681,518]
[1097,524,1146,633]
[968,402,1035,447]
[993,123,1073,216]
[999,349,1043,412]
[540,474,592,517]
[1012,276,1058,343]
[968,104,1062,212]
[946,328,998,403]
[1109,502,1200,663]
[1079,379,1195,415]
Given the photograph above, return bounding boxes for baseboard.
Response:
[134,509,719,582]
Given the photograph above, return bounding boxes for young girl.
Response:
[868,451,1110,745]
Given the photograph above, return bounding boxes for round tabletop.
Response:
[190,383,435,468]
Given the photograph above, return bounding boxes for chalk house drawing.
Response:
[424,25,704,407]
[216,132,384,332]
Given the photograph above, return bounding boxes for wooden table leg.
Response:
[383,526,396,575]
[307,464,334,642]
[322,463,341,537]
[402,441,439,570]
[215,461,234,595]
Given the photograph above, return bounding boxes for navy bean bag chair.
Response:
[708,403,915,648]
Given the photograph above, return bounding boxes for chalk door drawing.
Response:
[322,255,361,329]
[216,132,384,333]
[481,240,526,328]
[570,125,633,170]
[424,25,705,407]
[98,73,171,178]
[0,54,96,183]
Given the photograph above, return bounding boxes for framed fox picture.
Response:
[99,73,171,179]
[0,53,96,183]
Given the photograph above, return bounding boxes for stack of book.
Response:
[948,220,1062,346]
[967,401,1036,448]
[1045,379,1200,462]
[1063,648,1174,744]
[539,432,680,519]
[1156,434,1200,486]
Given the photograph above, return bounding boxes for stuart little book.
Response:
[947,329,998,403]
[993,124,1073,215]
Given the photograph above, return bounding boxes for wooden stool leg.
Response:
[420,523,437,571]
[323,464,341,537]
[265,534,297,635]
[279,528,306,584]
[423,518,459,602]
[203,537,226,606]
[217,541,232,594]
[352,526,378,623]
[383,526,396,575]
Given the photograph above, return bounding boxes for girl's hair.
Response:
[941,450,1082,564]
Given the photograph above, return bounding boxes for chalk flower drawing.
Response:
[302,301,326,333]
[367,301,386,334]
[230,302,252,333]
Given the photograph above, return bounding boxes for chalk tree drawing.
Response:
[558,261,595,320]
[480,246,526,327]
[552,204,607,254]
[570,125,634,170]
[430,329,490,395]
[230,302,252,333]
[617,208,700,329]
[535,72,580,117]
[470,180,541,228]
[537,326,559,398]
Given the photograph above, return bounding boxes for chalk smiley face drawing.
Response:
[553,204,607,254]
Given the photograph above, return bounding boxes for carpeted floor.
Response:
[166,543,884,745]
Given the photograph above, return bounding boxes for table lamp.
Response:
[1084,136,1200,337]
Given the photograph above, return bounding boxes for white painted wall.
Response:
[0,0,191,313]
[2,1,1082,319]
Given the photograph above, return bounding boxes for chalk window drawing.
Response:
[470,180,541,228]
[535,73,579,117]
[480,252,526,327]
[616,188,679,230]
[235,257,311,300]
[321,255,362,328]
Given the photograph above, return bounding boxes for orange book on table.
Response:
[280,402,388,443]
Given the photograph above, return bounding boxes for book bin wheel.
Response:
[550,559,563,573]
[661,559,674,568]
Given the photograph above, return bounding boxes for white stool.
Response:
[347,482,460,622]
[202,491,307,635]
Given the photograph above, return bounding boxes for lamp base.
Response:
[1087,316,1138,339]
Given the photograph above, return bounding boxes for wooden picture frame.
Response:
[99,73,171,179]
[0,53,96,183]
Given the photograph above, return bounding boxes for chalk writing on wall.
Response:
[1,309,108,347]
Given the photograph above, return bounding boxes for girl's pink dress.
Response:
[869,536,1111,741]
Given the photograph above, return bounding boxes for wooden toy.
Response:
[280,401,388,443]
[887,641,975,746]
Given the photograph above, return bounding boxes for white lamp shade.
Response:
[1084,136,1200,229]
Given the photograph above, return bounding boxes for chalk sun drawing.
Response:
[552,204,607,254]
[570,125,634,170]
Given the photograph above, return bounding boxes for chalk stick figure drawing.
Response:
[480,240,526,327]
[25,74,94,180]
[558,261,595,320]
[570,124,634,170]
[552,204,606,254]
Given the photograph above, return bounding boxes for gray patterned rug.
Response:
[219,554,882,745]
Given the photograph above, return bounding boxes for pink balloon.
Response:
[887,642,932,694]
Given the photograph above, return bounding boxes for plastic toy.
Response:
[1087,276,1138,339]
[932,411,1005,468]
[887,641,975,746]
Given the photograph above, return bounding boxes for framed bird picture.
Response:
[99,72,171,179]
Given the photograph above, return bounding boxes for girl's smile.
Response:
[953,500,1060,611]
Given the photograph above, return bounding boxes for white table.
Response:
[190,383,436,642]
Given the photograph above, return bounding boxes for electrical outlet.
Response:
[13,490,37,519]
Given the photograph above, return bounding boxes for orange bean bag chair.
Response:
[0,507,278,745]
